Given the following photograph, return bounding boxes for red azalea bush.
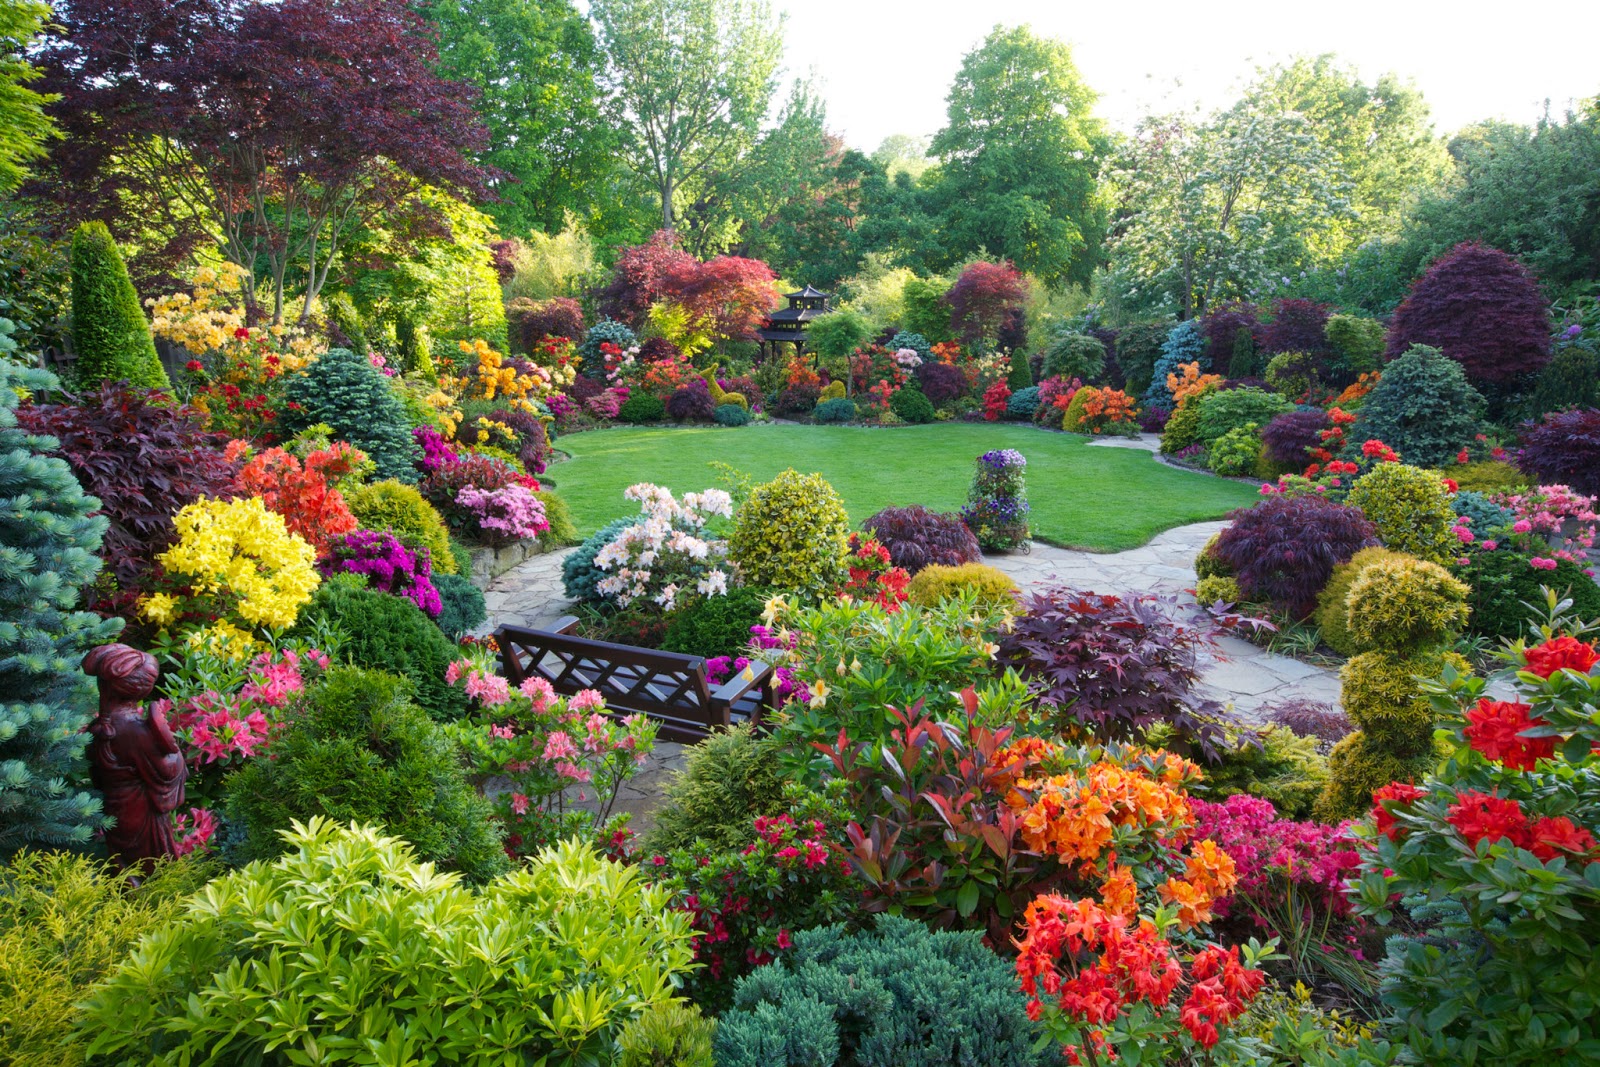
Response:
[861,504,982,574]
[17,383,237,614]
[1212,496,1380,619]
[1516,407,1600,496]
[1261,408,1333,467]
[231,442,363,555]
[1348,623,1600,1065]
[838,533,910,611]
[998,588,1230,759]
[983,380,1012,421]
[1385,241,1552,387]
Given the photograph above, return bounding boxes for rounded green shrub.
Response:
[1004,385,1041,419]
[1315,731,1438,823]
[1351,344,1486,468]
[1193,725,1329,820]
[1456,549,1600,644]
[222,668,506,882]
[282,349,420,481]
[904,563,1018,612]
[1449,460,1529,494]
[1195,574,1243,605]
[819,380,846,402]
[729,470,850,596]
[889,386,934,424]
[433,573,486,639]
[619,393,666,423]
[532,489,579,545]
[715,402,752,426]
[1528,345,1599,418]
[1343,555,1469,654]
[1344,462,1458,565]
[68,221,168,391]
[79,821,694,1067]
[714,915,1039,1067]
[562,518,633,602]
[1314,546,1407,657]
[1195,386,1293,444]
[643,724,788,855]
[1193,532,1232,580]
[1158,383,1217,454]
[660,585,772,659]
[1324,313,1385,377]
[1208,422,1263,476]
[812,397,856,423]
[1042,331,1105,381]
[1339,650,1465,751]
[1060,386,1096,432]
[291,576,468,719]
[346,479,458,574]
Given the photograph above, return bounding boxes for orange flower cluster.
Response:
[931,340,964,365]
[784,356,822,388]
[1079,388,1140,435]
[1333,371,1380,407]
[230,443,363,555]
[1168,362,1224,406]
[1158,838,1238,926]
[1010,761,1192,868]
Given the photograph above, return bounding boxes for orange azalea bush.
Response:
[1168,362,1225,407]
[1078,387,1141,435]
[229,441,365,555]
[1333,371,1380,408]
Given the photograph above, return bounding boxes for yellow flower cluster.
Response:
[423,388,463,438]
[148,263,250,355]
[146,497,320,632]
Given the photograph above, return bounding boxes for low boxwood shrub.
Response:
[642,724,788,855]
[903,562,1017,611]
[619,392,666,423]
[729,470,850,596]
[1516,407,1600,495]
[532,489,579,545]
[861,504,981,574]
[714,402,752,426]
[562,518,633,602]
[345,479,459,575]
[1004,384,1041,419]
[1194,574,1243,605]
[889,386,934,424]
[660,585,771,659]
[290,576,468,719]
[1194,531,1231,579]
[1455,549,1600,643]
[713,916,1039,1067]
[1213,497,1380,619]
[1344,462,1458,565]
[80,821,695,1066]
[222,668,506,882]
[813,397,856,423]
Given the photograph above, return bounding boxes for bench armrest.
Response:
[548,615,580,635]
[711,659,774,706]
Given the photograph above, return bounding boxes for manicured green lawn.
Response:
[544,423,1258,552]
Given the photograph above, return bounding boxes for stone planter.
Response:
[467,538,549,586]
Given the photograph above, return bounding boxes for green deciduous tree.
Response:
[928,25,1109,290]
[0,0,56,193]
[592,0,781,232]
[68,222,169,390]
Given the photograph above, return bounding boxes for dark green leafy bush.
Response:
[715,402,752,426]
[1527,345,1598,417]
[714,916,1040,1067]
[889,386,934,423]
[813,397,856,423]
[1351,344,1486,468]
[433,573,486,639]
[222,668,506,882]
[619,392,666,423]
[1006,346,1033,390]
[1454,549,1600,643]
[282,348,420,481]
[1113,320,1172,398]
[643,724,788,855]
[1324,313,1385,377]
[1005,385,1041,419]
[1195,386,1293,444]
[67,221,168,390]
[563,518,633,602]
[660,585,771,659]
[1042,331,1105,381]
[291,576,468,719]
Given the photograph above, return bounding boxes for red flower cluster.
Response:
[983,380,1011,421]
[1307,407,1358,470]
[1181,945,1268,1048]
[840,533,910,611]
[1360,438,1400,463]
[1463,699,1556,771]
[231,442,363,555]
[1523,636,1600,679]
[1446,791,1598,861]
[1371,781,1427,840]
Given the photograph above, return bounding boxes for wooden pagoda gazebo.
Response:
[758,285,830,361]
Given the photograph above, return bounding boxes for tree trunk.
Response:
[661,170,675,231]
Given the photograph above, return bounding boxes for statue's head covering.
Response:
[83,643,160,701]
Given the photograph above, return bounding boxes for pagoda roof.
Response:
[768,306,825,324]
[784,285,830,299]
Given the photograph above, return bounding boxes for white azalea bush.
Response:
[594,483,734,611]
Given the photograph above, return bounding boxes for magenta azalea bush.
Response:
[1191,793,1358,918]
[320,529,442,618]
[455,484,549,546]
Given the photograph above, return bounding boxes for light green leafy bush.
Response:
[1344,462,1458,565]
[1191,725,1330,820]
[80,819,697,1067]
[1042,330,1105,381]
[729,469,850,596]
[1324,313,1385,377]
[1208,422,1264,476]
[1313,546,1407,657]
[643,724,789,855]
[345,478,458,574]
[1195,386,1293,445]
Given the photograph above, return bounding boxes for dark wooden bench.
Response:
[494,618,776,743]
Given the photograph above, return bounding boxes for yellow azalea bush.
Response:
[141,497,321,649]
[455,338,569,409]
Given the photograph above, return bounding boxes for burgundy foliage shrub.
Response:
[774,383,820,415]
[946,260,1026,345]
[489,238,520,282]
[1200,302,1261,367]
[665,380,716,422]
[1385,241,1552,386]
[1261,298,1332,357]
[1261,409,1332,467]
[997,306,1028,352]
[16,384,237,614]
[1516,407,1600,495]
[914,362,969,405]
[861,505,982,574]
[592,230,697,327]
[1212,497,1380,619]
[664,255,779,344]
[1268,700,1354,746]
[637,336,681,363]
[998,588,1230,760]
[722,375,761,409]
[508,297,583,353]
[567,375,604,403]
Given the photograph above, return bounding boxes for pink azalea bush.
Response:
[443,650,658,859]
[454,484,549,547]
[1190,794,1359,918]
[320,529,442,617]
[1492,484,1599,565]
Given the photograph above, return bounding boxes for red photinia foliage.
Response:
[947,260,1027,345]
[1516,407,1600,496]
[1212,496,1380,619]
[1523,636,1600,679]
[1261,298,1332,357]
[38,0,489,318]
[592,230,698,327]
[664,255,780,344]
[16,384,237,614]
[231,443,362,555]
[1199,302,1261,366]
[861,504,982,574]
[508,297,583,353]
[1385,242,1552,386]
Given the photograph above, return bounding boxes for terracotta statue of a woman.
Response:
[84,643,187,874]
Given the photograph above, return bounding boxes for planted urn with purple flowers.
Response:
[960,448,1031,551]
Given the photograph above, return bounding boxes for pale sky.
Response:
[773,0,1600,151]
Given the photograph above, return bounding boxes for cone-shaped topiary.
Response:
[68,222,168,391]
[282,349,420,482]
[0,364,124,855]
[1006,346,1033,390]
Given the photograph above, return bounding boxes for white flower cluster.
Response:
[594,483,734,610]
